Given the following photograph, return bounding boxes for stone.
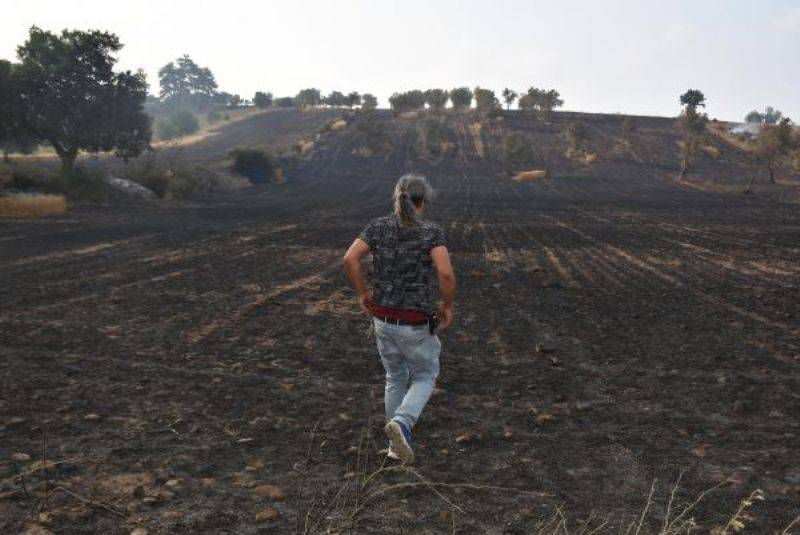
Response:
[12,453,31,462]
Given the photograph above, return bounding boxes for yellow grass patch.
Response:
[398,111,419,120]
[0,194,67,218]
[512,170,547,182]
[703,144,721,158]
[468,122,484,158]
[330,119,347,131]
[297,140,315,156]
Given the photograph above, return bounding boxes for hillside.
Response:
[1,107,799,533]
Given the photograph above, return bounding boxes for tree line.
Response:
[675,89,799,186]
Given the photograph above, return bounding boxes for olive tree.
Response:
[675,90,709,181]
[502,88,517,110]
[15,27,151,171]
[449,87,473,111]
[424,89,449,111]
[749,118,795,186]
[361,93,378,111]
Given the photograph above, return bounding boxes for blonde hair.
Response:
[393,173,434,226]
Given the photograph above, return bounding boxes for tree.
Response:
[388,90,425,114]
[325,91,345,107]
[361,93,378,111]
[745,110,764,124]
[296,88,322,108]
[450,87,472,111]
[750,118,795,185]
[274,96,294,108]
[345,91,361,108]
[503,131,536,164]
[502,88,517,110]
[424,89,449,111]
[0,60,37,162]
[253,91,273,108]
[679,89,706,112]
[473,87,501,118]
[562,121,588,154]
[229,94,242,108]
[745,107,783,126]
[158,55,217,109]
[518,87,563,121]
[15,27,151,171]
[675,96,709,181]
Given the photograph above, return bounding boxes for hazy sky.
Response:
[2,0,799,121]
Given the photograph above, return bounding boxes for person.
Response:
[343,173,456,465]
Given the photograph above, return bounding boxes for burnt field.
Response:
[1,111,799,533]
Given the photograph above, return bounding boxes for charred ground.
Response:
[1,109,799,533]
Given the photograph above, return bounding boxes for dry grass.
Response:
[514,169,548,182]
[330,119,348,131]
[296,419,799,535]
[469,122,485,158]
[0,194,66,218]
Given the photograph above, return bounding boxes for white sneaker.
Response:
[384,421,414,464]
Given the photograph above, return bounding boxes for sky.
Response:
[2,0,799,121]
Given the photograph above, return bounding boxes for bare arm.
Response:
[431,245,456,331]
[343,238,372,316]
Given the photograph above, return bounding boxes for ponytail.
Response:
[393,174,434,227]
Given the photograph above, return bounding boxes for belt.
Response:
[373,315,428,326]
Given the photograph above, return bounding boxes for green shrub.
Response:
[504,132,536,164]
[417,115,450,155]
[156,109,200,140]
[170,109,199,136]
[274,96,294,108]
[155,119,177,140]
[207,109,222,124]
[230,149,276,183]
[166,165,215,199]
[124,154,169,197]
[63,166,108,202]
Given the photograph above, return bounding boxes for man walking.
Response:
[344,174,456,464]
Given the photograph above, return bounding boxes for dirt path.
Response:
[1,143,799,533]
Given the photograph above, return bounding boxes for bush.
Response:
[63,166,108,202]
[207,109,222,124]
[504,132,536,164]
[230,149,276,183]
[417,115,450,156]
[156,109,200,140]
[155,119,177,140]
[166,165,215,199]
[274,96,294,108]
[124,153,169,197]
[170,109,199,136]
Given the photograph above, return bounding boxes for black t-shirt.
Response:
[359,214,446,313]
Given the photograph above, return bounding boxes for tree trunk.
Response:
[2,148,9,163]
[745,169,758,193]
[678,157,688,181]
[768,164,775,183]
[60,150,78,173]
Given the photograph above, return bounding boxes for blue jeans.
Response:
[373,317,441,429]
